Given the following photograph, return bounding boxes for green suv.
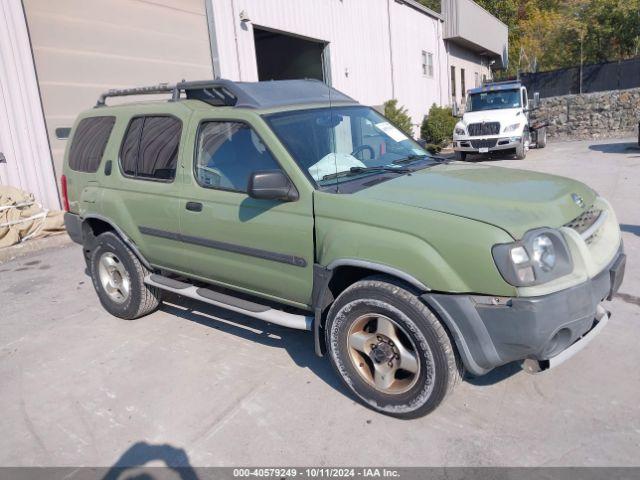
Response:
[62,79,625,418]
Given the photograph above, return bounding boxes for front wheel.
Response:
[455,151,467,161]
[325,276,461,418]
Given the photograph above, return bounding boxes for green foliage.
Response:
[420,104,457,150]
[474,0,640,76]
[415,0,441,12]
[383,99,414,137]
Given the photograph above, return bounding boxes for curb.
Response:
[0,234,73,265]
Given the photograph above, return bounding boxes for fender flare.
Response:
[82,214,153,270]
[311,259,431,356]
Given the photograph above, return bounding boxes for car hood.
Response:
[355,163,596,239]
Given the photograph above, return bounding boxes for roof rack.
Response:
[95,79,357,109]
[96,83,176,107]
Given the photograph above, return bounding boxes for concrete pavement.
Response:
[1,138,639,467]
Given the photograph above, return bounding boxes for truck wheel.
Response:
[90,231,161,320]
[515,142,527,160]
[456,151,467,161]
[536,128,547,149]
[325,276,462,418]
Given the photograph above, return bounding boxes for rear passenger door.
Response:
[99,112,187,272]
[179,114,315,308]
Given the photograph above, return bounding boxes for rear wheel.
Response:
[536,128,547,149]
[90,231,161,319]
[325,276,461,418]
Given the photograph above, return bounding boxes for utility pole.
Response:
[579,33,584,94]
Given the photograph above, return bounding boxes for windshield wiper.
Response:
[322,165,411,181]
[393,153,451,166]
[392,154,428,165]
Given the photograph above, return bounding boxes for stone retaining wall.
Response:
[535,88,640,140]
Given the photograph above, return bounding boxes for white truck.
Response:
[453,81,547,161]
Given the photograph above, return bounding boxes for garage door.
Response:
[23,0,214,183]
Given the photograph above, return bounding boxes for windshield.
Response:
[265,106,429,188]
[467,89,521,112]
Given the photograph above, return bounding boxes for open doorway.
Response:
[253,27,329,83]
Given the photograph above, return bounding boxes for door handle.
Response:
[186,201,203,212]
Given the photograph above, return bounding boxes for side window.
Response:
[119,116,181,181]
[195,121,280,192]
[68,116,115,172]
[120,117,144,176]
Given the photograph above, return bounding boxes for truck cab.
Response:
[453,81,546,160]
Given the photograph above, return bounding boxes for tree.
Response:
[474,0,640,75]
[420,104,457,150]
[415,0,441,12]
[384,100,414,137]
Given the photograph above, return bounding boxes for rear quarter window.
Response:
[68,116,116,172]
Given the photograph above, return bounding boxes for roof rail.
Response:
[95,80,247,108]
[95,78,357,109]
[95,83,175,107]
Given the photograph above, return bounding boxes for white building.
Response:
[0,0,507,209]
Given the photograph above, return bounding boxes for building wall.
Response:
[447,41,492,107]
[22,0,214,185]
[0,0,59,208]
[209,0,448,135]
[442,0,508,67]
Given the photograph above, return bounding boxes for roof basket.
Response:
[95,80,241,108]
[95,78,357,109]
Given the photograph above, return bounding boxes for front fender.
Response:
[314,192,516,296]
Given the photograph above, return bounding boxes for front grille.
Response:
[468,122,500,136]
[471,139,498,149]
[564,205,603,244]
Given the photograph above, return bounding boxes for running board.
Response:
[144,274,312,331]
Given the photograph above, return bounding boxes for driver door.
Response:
[178,112,315,308]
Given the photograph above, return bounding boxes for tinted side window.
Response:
[119,116,181,181]
[195,122,280,191]
[68,116,115,172]
[120,117,144,176]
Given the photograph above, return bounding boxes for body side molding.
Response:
[139,225,307,267]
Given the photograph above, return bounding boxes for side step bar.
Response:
[144,274,312,331]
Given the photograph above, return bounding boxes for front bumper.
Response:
[422,246,626,376]
[453,136,522,153]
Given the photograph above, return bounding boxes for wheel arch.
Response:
[82,214,153,270]
[312,260,430,357]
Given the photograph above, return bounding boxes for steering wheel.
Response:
[196,164,224,187]
[351,144,375,160]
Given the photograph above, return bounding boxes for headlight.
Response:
[532,235,556,271]
[503,123,521,133]
[455,127,466,136]
[492,229,572,286]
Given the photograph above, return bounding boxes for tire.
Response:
[325,276,462,419]
[515,142,527,160]
[455,151,467,161]
[90,231,161,320]
[536,127,547,149]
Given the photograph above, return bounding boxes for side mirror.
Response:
[452,102,461,118]
[533,92,540,109]
[248,170,298,202]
